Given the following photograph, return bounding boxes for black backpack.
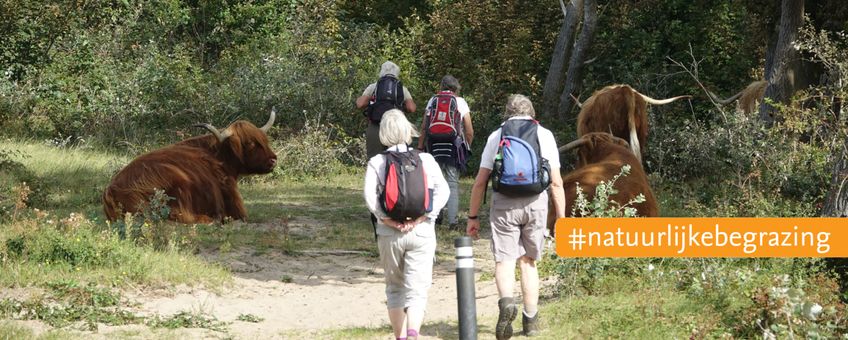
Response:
[366,75,404,123]
[380,150,433,221]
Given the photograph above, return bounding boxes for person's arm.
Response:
[462,113,474,146]
[427,155,450,220]
[356,84,375,110]
[466,168,490,239]
[417,117,428,150]
[549,167,565,219]
[355,95,371,109]
[363,159,386,219]
[403,99,416,113]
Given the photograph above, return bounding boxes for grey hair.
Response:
[504,94,536,118]
[379,109,419,146]
[440,75,461,92]
[379,61,400,77]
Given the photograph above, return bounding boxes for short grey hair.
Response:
[440,75,461,92]
[379,61,400,78]
[379,109,419,146]
[504,94,536,118]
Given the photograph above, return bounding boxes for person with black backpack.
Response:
[465,95,565,339]
[417,75,474,230]
[355,61,417,159]
[363,109,449,340]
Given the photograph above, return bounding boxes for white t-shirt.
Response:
[479,116,561,170]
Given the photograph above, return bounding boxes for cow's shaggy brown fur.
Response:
[103,117,277,224]
[548,133,658,235]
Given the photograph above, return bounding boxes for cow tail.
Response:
[627,92,642,163]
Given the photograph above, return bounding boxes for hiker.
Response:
[466,95,565,339]
[355,61,417,159]
[356,61,418,241]
[363,109,449,340]
[418,75,473,230]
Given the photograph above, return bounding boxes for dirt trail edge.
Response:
[125,237,502,339]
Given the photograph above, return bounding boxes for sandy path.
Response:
[124,237,503,339]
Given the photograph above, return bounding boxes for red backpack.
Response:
[380,150,433,221]
[426,91,462,143]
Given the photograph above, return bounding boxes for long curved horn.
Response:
[260,107,276,133]
[194,123,232,143]
[559,138,586,153]
[638,93,692,105]
[570,93,583,108]
[708,88,745,106]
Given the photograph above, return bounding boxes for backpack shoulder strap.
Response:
[395,78,405,106]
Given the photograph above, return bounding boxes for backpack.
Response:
[366,75,404,123]
[380,149,433,221]
[491,120,551,197]
[426,91,462,143]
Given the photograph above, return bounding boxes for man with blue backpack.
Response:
[417,75,474,230]
[466,94,565,339]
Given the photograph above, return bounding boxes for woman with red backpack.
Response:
[363,109,449,340]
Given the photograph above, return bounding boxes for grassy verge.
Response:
[1,140,233,333]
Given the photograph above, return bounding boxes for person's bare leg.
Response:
[388,308,407,338]
[406,306,425,339]
[495,260,516,298]
[518,256,539,315]
[495,260,518,340]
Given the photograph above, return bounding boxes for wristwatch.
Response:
[467,215,478,220]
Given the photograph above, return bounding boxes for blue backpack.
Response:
[491,119,551,197]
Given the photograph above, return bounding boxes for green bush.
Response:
[272,124,354,178]
[4,220,129,268]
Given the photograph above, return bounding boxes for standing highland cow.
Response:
[103,110,278,224]
[576,84,690,162]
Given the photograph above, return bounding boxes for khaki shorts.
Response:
[489,193,549,262]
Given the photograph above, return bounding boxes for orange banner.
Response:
[554,218,848,258]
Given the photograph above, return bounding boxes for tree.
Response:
[557,0,597,118]
[540,0,597,119]
[758,0,804,124]
[542,0,583,117]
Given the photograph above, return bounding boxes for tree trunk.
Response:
[758,0,804,125]
[542,0,583,117]
[822,136,848,292]
[822,139,848,217]
[557,0,597,118]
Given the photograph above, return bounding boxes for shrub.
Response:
[108,188,198,252]
[571,165,646,217]
[272,123,353,178]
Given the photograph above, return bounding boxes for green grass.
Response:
[1,140,231,290]
[0,139,129,219]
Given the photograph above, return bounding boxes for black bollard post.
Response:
[455,236,477,340]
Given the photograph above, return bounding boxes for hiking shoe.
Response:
[523,312,540,336]
[496,297,518,340]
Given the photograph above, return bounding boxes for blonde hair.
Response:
[504,94,536,118]
[379,109,419,146]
